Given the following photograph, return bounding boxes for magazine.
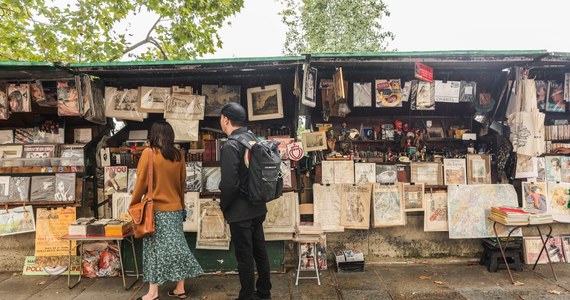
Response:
[104,166,128,196]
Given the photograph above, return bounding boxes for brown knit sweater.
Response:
[129,148,186,211]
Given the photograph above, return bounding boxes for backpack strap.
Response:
[228,130,259,150]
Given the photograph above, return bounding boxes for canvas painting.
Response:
[400,183,424,212]
[447,184,521,239]
[424,191,448,232]
[375,79,402,108]
[0,176,9,202]
[30,175,55,202]
[545,156,562,182]
[523,236,565,264]
[372,184,405,227]
[57,80,81,116]
[351,163,374,184]
[183,192,200,232]
[547,181,570,222]
[443,158,466,185]
[196,199,230,250]
[111,192,131,221]
[8,176,30,202]
[203,167,221,192]
[264,192,298,234]
[313,184,344,232]
[7,83,31,113]
[353,82,372,107]
[301,66,318,107]
[185,162,203,192]
[104,87,148,121]
[166,119,199,142]
[55,173,76,202]
[247,84,283,121]
[0,206,35,236]
[339,184,372,229]
[138,86,171,113]
[521,182,548,212]
[164,93,205,120]
[375,164,398,184]
[202,84,241,117]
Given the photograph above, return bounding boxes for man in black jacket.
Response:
[219,102,272,300]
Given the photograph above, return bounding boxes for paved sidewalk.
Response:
[2,262,570,299]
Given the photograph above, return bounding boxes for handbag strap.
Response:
[147,148,153,200]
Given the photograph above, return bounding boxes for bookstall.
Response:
[4,51,570,274]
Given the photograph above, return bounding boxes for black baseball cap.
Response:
[220,102,246,123]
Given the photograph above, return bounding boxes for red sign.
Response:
[414,62,433,82]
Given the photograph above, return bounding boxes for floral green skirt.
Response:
[143,210,204,285]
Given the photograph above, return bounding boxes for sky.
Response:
[198,0,570,59]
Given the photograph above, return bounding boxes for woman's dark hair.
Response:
[148,121,181,162]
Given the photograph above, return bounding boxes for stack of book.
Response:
[104,219,133,237]
[528,213,554,225]
[489,207,531,225]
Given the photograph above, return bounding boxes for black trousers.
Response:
[229,215,272,300]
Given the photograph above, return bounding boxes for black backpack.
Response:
[229,131,283,205]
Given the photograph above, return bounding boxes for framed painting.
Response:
[301,131,327,152]
[372,184,405,227]
[201,84,241,117]
[410,162,442,185]
[424,190,448,232]
[246,84,283,121]
[400,183,424,212]
[466,154,491,184]
[443,158,467,185]
[138,86,171,113]
[301,66,317,107]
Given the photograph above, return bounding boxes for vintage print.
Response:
[264,192,298,233]
[30,175,56,202]
[183,192,200,232]
[354,163,376,184]
[138,86,171,113]
[8,176,30,202]
[353,82,372,107]
[434,80,460,103]
[523,236,565,264]
[0,176,9,202]
[522,182,547,212]
[313,184,343,232]
[340,184,372,229]
[203,167,221,192]
[424,191,448,232]
[561,156,570,183]
[467,154,491,184]
[57,81,80,116]
[400,183,425,212]
[547,181,570,223]
[321,160,354,184]
[35,207,76,267]
[196,199,230,250]
[104,87,148,121]
[104,166,128,196]
[185,162,203,192]
[0,88,8,120]
[7,83,31,113]
[546,156,562,182]
[411,81,435,110]
[375,79,402,108]
[447,184,520,239]
[0,206,35,236]
[375,164,398,184]
[111,192,131,221]
[444,158,467,185]
[247,84,283,121]
[515,154,538,179]
[167,119,199,142]
[164,93,205,120]
[23,144,56,159]
[372,184,405,227]
[301,131,327,152]
[55,173,76,202]
[301,66,318,107]
[411,162,442,185]
[202,84,240,117]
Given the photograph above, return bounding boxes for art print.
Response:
[467,154,491,184]
[166,119,199,142]
[0,206,35,236]
[203,167,221,192]
[301,131,327,152]
[375,164,398,184]
[0,176,9,202]
[55,173,75,202]
[561,156,570,183]
[400,183,424,212]
[443,159,466,185]
[522,182,547,212]
[164,93,205,120]
[7,83,31,113]
[301,66,318,107]
[545,156,562,182]
[104,87,148,121]
[411,162,442,185]
[354,163,376,184]
[340,184,371,229]
[183,192,200,232]
[411,81,435,110]
[375,79,402,108]
[546,80,565,113]
[264,192,298,233]
[353,82,372,107]
[424,191,448,232]
[196,199,230,250]
[321,160,354,184]
[202,84,240,116]
[562,236,570,263]
[111,192,131,221]
[515,154,538,179]
[372,184,405,227]
[138,86,171,113]
[57,80,81,116]
[185,162,203,192]
[8,176,30,202]
[30,175,55,202]
[523,236,564,264]
[447,184,521,239]
[247,84,283,121]
[127,168,137,194]
[547,181,570,222]
[313,184,343,232]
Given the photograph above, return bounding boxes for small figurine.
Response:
[340,122,349,137]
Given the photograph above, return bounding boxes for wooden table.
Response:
[61,232,140,290]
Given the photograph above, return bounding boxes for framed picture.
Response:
[201,84,240,117]
[301,66,317,107]
[246,84,283,121]
[301,131,327,152]
[400,183,424,212]
[466,154,491,184]
[410,162,442,185]
[443,158,467,185]
[427,127,445,140]
[138,86,171,113]
[424,190,448,232]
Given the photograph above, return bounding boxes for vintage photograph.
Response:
[54,173,76,202]
[372,184,405,227]
[301,131,327,152]
[138,86,171,113]
[247,84,283,121]
[30,175,56,202]
[353,82,372,107]
[8,176,30,202]
[301,66,318,107]
[104,87,147,121]
[202,84,241,116]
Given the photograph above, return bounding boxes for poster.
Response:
[34,207,76,266]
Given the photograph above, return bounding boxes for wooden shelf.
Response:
[2,201,80,207]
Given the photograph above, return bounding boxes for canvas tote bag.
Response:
[128,149,155,238]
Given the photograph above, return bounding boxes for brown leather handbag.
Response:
[129,149,155,238]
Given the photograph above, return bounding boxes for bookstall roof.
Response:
[0,61,76,81]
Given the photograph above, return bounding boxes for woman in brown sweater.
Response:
[130,121,203,300]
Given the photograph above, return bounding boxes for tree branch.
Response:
[109,16,164,61]
[146,16,162,40]
[150,38,168,60]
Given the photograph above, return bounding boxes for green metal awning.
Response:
[0,62,75,81]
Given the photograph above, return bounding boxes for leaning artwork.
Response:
[340,184,372,229]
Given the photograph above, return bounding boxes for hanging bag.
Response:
[128,149,155,238]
